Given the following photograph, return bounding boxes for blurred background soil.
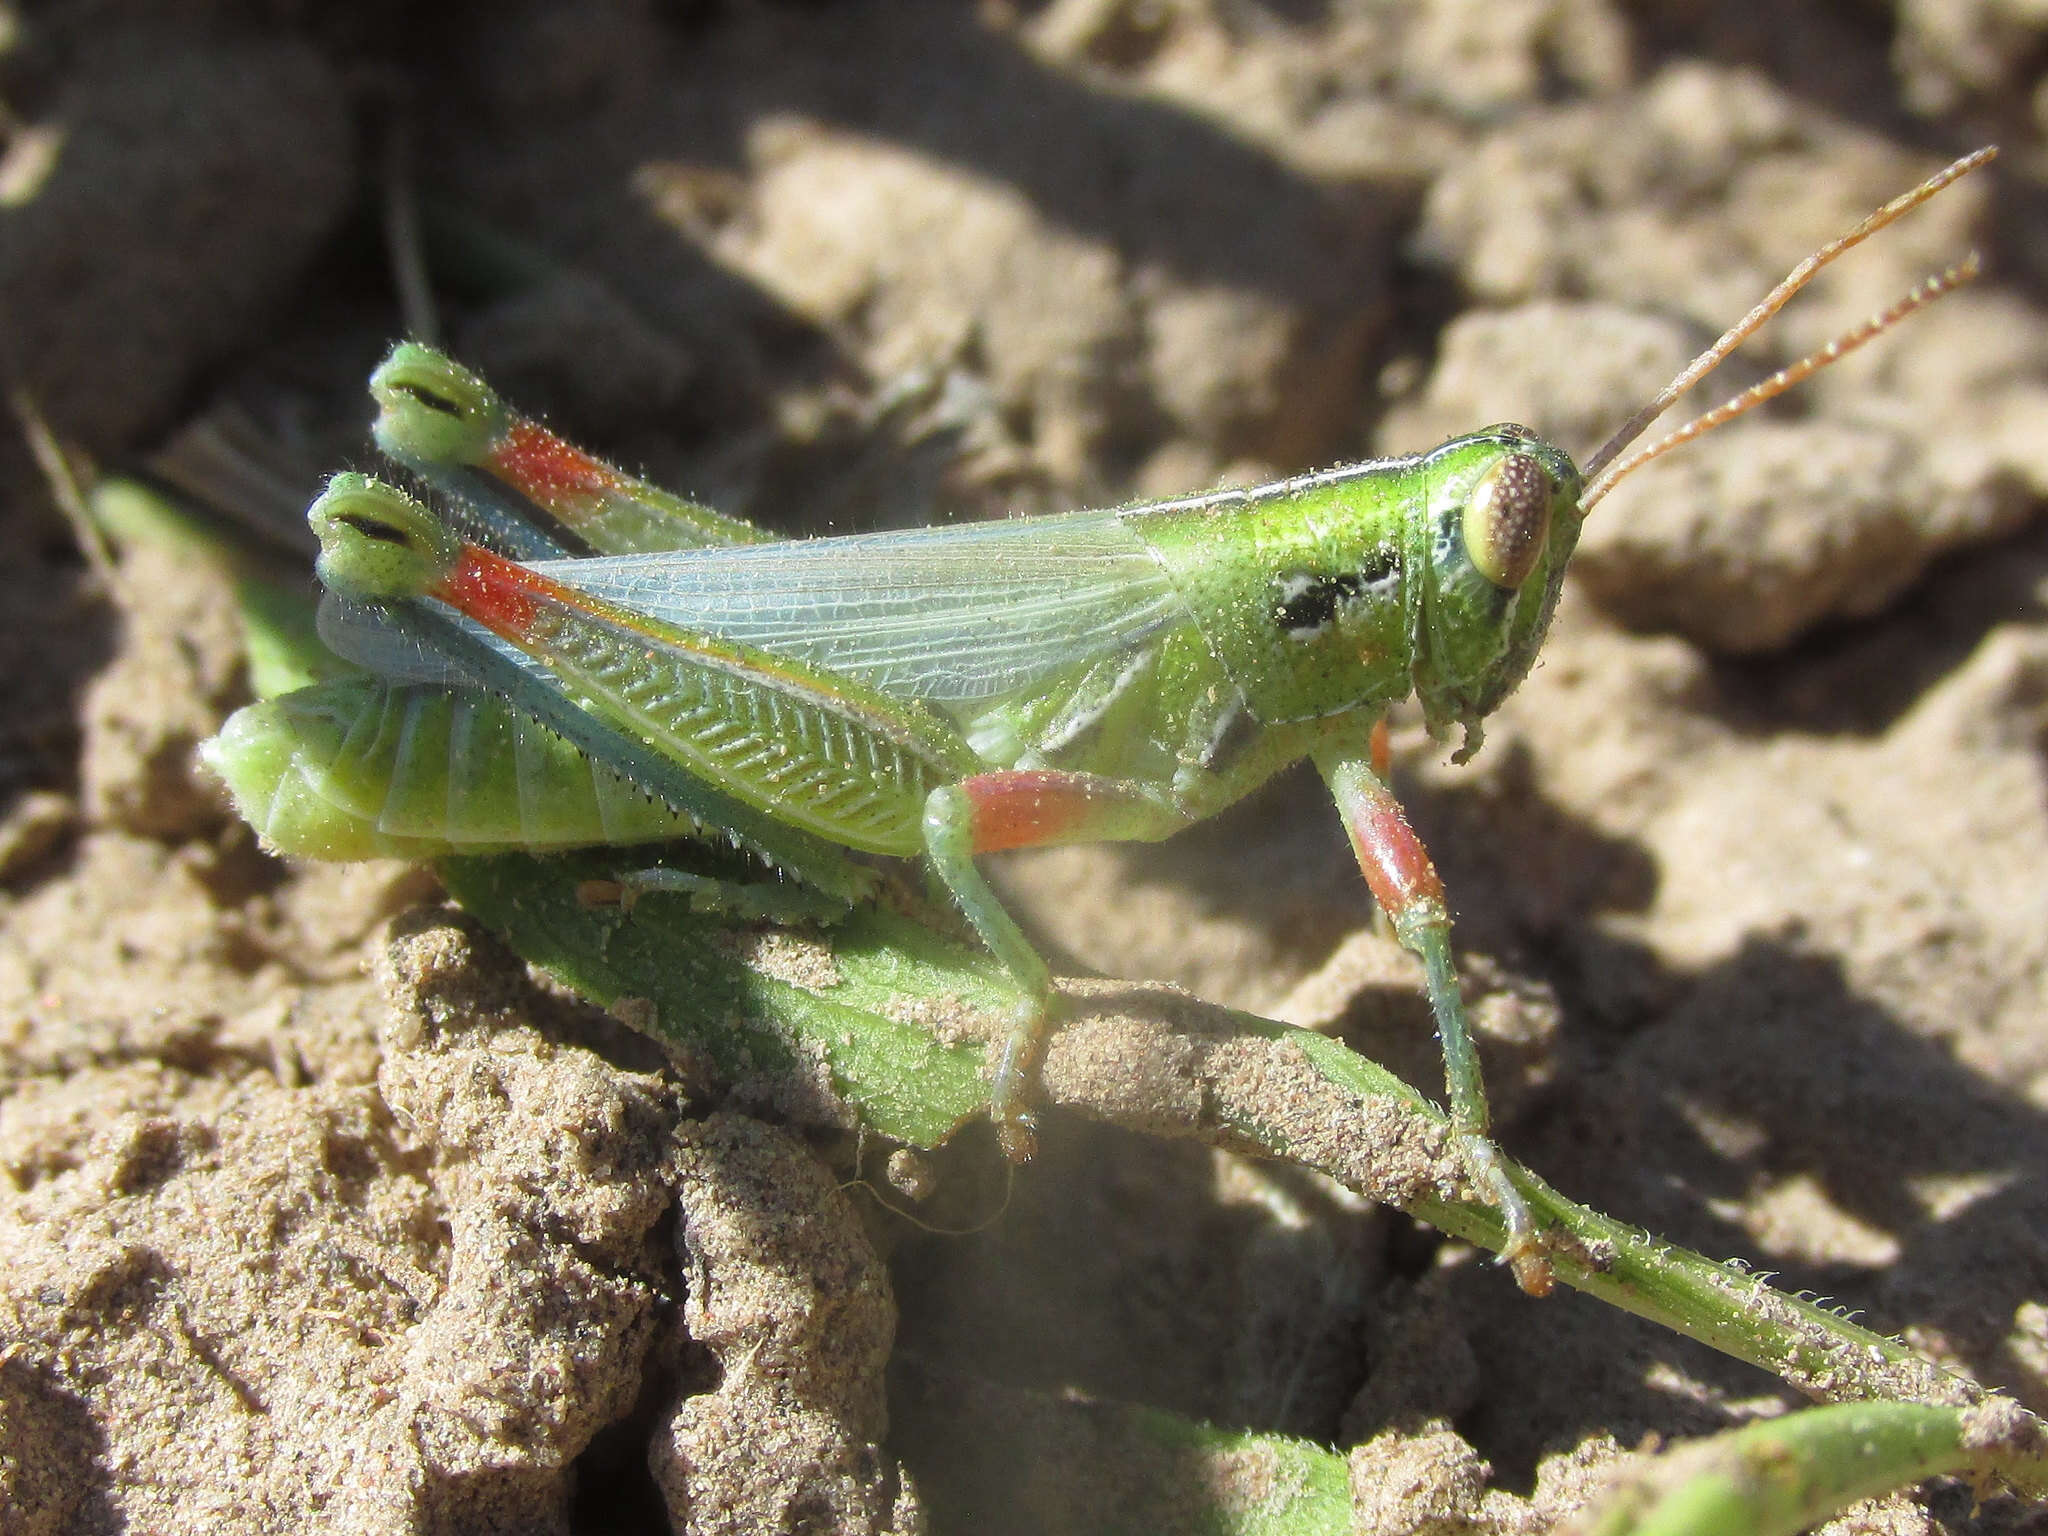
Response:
[2,2,2047,1532]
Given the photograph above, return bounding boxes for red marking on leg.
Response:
[486,419,620,509]
[961,772,1108,852]
[1370,716,1391,780]
[432,544,566,637]
[1342,784,1444,918]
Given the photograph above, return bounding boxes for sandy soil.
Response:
[2,3,2047,1532]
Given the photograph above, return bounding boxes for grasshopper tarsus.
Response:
[995,1110,1040,1165]
[991,1004,1047,1163]
[1457,1129,1553,1296]
[1506,1242,1557,1299]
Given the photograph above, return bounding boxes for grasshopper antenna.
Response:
[1579,146,1995,513]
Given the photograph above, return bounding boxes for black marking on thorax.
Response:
[1272,545,1397,639]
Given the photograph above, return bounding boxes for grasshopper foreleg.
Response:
[1314,738,1552,1296]
[924,770,1196,1161]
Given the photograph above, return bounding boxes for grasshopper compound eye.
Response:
[1463,450,1552,590]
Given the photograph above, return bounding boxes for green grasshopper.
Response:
[207,149,1990,1293]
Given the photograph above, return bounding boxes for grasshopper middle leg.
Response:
[923,770,1197,1161]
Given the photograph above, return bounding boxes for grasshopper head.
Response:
[1410,427,1584,760]
[1409,152,1996,760]
[310,473,461,601]
[370,342,509,470]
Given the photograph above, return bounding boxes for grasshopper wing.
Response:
[530,509,1187,705]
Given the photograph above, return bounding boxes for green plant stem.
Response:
[1286,1035,1977,1410]
[1570,1399,2047,1536]
[437,849,2046,1510]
